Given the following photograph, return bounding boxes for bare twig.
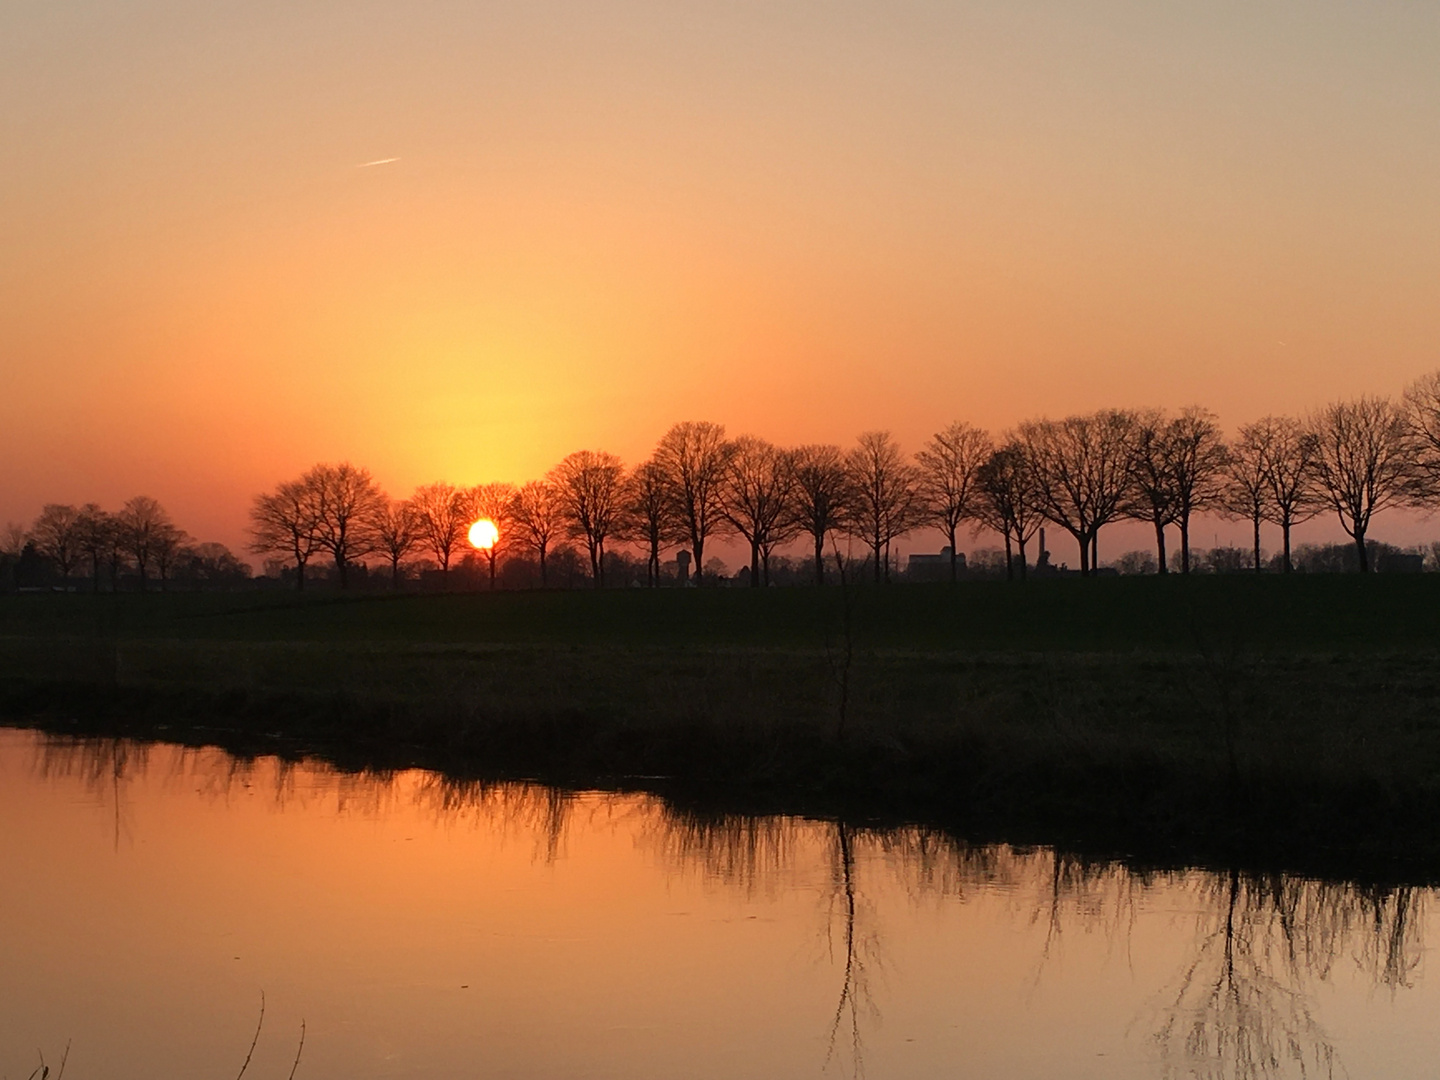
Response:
[286,1020,306,1080]
[234,991,265,1080]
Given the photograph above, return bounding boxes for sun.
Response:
[468,518,499,550]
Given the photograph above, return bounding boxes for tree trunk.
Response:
[1075,529,1090,575]
[489,553,497,589]
[814,533,826,587]
[1017,534,1028,580]
[391,557,400,589]
[1179,516,1191,574]
[1282,519,1293,573]
[1154,521,1168,575]
[1252,515,1262,573]
[693,535,704,586]
[750,540,760,587]
[1355,530,1369,573]
[296,558,307,592]
[947,525,958,583]
[1003,531,1014,581]
[1091,532,1099,574]
[540,545,549,588]
[337,555,349,589]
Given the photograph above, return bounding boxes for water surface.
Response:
[0,727,1434,1078]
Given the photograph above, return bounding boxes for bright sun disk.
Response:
[468,519,499,550]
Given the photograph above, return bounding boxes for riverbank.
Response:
[5,580,1440,883]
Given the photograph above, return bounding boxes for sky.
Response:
[3,1,1439,555]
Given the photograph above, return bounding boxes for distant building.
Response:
[906,546,965,581]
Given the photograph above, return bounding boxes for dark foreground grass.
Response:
[4,576,1440,882]
[5,573,1440,651]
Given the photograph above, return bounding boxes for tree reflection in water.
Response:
[24,734,1431,1079]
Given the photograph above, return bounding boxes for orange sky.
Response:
[4,2,1439,553]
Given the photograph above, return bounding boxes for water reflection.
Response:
[10,731,1432,1079]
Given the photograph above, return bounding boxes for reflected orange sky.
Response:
[4,3,1440,550]
[3,730,1434,1078]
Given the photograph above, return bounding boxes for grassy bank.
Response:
[4,577,1440,881]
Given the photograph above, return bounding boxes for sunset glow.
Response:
[4,4,1440,553]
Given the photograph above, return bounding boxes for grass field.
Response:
[3,573,1440,651]
[4,576,1440,882]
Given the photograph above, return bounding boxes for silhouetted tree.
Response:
[1307,397,1411,572]
[409,482,471,584]
[1402,369,1440,500]
[1020,411,1138,575]
[915,421,993,582]
[175,541,251,587]
[622,461,674,588]
[1250,416,1323,574]
[371,497,421,589]
[653,421,734,586]
[1222,424,1274,573]
[550,451,625,588]
[115,496,177,592]
[74,504,112,592]
[1126,410,1179,575]
[511,480,566,587]
[151,519,189,590]
[1165,407,1230,574]
[790,444,851,586]
[303,463,384,588]
[721,437,796,586]
[974,441,1045,580]
[30,504,83,581]
[248,479,322,591]
[845,431,918,583]
[469,481,517,589]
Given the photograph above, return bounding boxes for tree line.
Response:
[2,497,249,592]
[239,371,1440,590]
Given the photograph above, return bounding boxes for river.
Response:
[0,726,1434,1078]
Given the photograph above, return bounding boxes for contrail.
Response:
[357,157,399,168]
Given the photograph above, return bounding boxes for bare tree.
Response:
[1125,410,1179,575]
[845,431,919,583]
[1164,407,1230,574]
[469,481,517,589]
[550,451,626,588]
[653,421,734,586]
[915,422,993,582]
[75,504,111,592]
[248,480,322,591]
[303,463,384,588]
[1402,370,1440,500]
[1308,397,1412,572]
[790,444,851,586]
[152,519,190,590]
[973,441,1045,580]
[1222,425,1273,574]
[409,482,471,583]
[1020,411,1138,575]
[721,437,796,587]
[30,504,83,580]
[621,461,674,588]
[511,481,566,587]
[0,522,25,559]
[1247,416,1323,574]
[115,496,176,592]
[371,498,421,589]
